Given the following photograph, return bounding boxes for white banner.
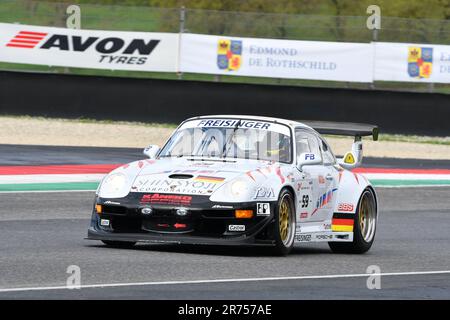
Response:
[180,33,374,82]
[374,42,450,83]
[0,23,179,72]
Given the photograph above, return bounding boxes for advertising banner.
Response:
[180,33,374,82]
[0,23,179,72]
[374,42,450,83]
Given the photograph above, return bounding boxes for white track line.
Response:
[1,270,449,293]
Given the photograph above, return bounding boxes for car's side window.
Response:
[320,138,336,165]
[295,129,321,161]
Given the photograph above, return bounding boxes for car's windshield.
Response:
[159,119,292,163]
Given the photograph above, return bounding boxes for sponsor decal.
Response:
[300,212,308,219]
[316,234,333,240]
[331,218,354,232]
[337,203,354,212]
[212,204,234,209]
[254,187,275,199]
[318,175,326,184]
[256,203,270,216]
[141,193,192,206]
[6,30,47,49]
[312,188,337,215]
[304,153,316,161]
[217,39,242,71]
[295,234,312,242]
[193,175,225,183]
[408,47,433,79]
[134,178,219,195]
[228,224,245,232]
[100,219,110,226]
[104,201,121,205]
[197,119,271,130]
[173,223,187,229]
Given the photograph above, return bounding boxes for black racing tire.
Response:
[101,240,136,248]
[271,189,296,256]
[329,188,377,254]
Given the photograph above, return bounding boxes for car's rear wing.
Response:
[300,121,379,141]
[299,120,379,169]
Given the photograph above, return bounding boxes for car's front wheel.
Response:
[101,240,136,248]
[271,189,296,256]
[329,188,377,254]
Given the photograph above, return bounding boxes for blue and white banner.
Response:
[374,42,450,83]
[180,33,374,82]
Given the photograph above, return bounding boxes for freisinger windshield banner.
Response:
[180,33,374,82]
[0,23,179,72]
[374,42,450,83]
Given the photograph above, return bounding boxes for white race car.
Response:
[88,115,379,255]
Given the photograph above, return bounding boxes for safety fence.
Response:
[0,0,449,93]
[1,22,449,85]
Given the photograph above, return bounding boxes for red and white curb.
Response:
[0,164,449,192]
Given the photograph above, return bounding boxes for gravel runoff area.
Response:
[1,116,449,160]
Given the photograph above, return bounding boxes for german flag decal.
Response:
[332,218,354,232]
[194,175,225,183]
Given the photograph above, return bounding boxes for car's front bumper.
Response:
[86,193,277,246]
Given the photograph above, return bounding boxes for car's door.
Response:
[294,128,325,222]
[314,136,339,223]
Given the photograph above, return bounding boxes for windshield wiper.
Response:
[222,119,242,158]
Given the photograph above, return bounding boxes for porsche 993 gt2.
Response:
[87,115,379,255]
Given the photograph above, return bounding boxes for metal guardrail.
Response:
[0,0,449,94]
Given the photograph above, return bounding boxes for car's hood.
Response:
[130,157,270,196]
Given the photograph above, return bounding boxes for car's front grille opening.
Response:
[110,216,142,233]
[102,205,127,215]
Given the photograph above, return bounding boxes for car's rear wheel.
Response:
[329,188,377,254]
[101,240,136,248]
[271,189,296,256]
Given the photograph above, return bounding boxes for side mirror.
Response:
[143,145,160,159]
[297,152,322,170]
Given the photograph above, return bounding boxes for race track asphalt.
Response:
[0,187,449,299]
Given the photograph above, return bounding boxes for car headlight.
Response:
[231,179,247,197]
[101,173,127,194]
